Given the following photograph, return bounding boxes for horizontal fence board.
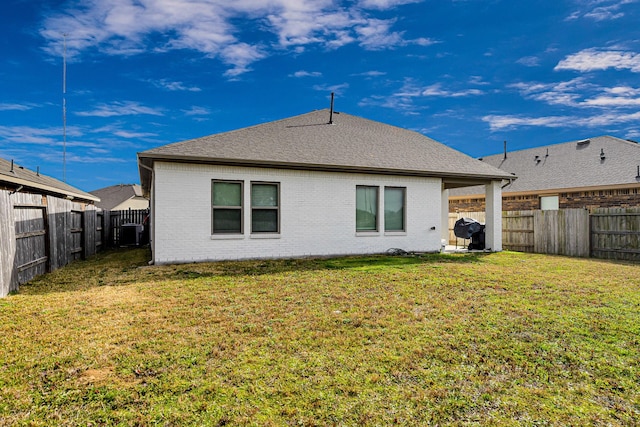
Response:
[591,213,640,217]
[17,256,48,272]
[16,230,47,239]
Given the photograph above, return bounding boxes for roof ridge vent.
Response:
[576,139,590,146]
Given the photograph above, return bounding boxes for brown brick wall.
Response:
[560,190,640,209]
[450,188,640,212]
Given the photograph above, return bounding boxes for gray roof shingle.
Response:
[0,156,99,202]
[138,109,512,192]
[450,135,640,196]
[89,184,145,210]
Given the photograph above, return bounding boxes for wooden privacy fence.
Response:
[1,189,150,297]
[0,190,103,296]
[450,207,640,261]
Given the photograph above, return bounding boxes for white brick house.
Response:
[138,109,512,264]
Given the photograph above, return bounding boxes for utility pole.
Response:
[62,33,67,182]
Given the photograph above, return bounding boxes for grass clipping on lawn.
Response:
[0,249,638,426]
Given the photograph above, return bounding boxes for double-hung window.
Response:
[356,185,378,232]
[212,180,243,234]
[384,187,406,232]
[251,182,279,233]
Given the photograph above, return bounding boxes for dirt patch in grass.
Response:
[1,248,639,425]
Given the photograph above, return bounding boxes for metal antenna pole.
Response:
[62,33,67,182]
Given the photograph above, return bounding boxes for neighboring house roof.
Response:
[450,136,640,197]
[90,184,147,210]
[138,109,512,195]
[0,156,99,203]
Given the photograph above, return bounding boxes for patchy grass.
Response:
[0,249,638,426]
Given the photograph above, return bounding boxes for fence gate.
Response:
[502,211,534,252]
[591,208,640,261]
[14,204,49,285]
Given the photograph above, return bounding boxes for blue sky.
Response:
[2,0,640,192]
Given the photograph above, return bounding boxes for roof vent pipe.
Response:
[503,140,507,160]
[636,165,640,179]
[10,159,14,173]
[600,148,606,160]
[545,148,549,157]
[328,92,335,125]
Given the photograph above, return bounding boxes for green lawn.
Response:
[0,249,638,426]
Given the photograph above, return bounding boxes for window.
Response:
[212,180,243,234]
[356,186,378,231]
[540,195,559,211]
[251,182,279,233]
[384,187,405,231]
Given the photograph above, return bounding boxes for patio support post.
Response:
[485,180,502,251]
[441,187,449,244]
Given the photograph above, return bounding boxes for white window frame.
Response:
[211,180,244,235]
[356,185,379,234]
[250,181,280,235]
[384,186,406,233]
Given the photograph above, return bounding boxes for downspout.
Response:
[502,174,517,189]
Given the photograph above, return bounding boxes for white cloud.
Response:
[594,91,638,105]
[0,125,94,147]
[355,18,404,50]
[588,0,635,20]
[420,83,484,97]
[482,115,571,131]
[351,70,387,77]
[510,78,640,109]
[555,48,640,72]
[182,106,211,116]
[516,56,541,67]
[483,110,640,131]
[0,103,39,111]
[509,78,590,107]
[112,130,158,138]
[150,79,201,92]
[312,83,350,95]
[290,70,323,78]
[358,0,422,10]
[76,101,164,117]
[468,76,489,86]
[40,0,433,76]
[413,37,439,46]
[566,0,637,21]
[0,125,60,145]
[221,42,267,77]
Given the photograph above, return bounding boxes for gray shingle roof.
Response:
[89,184,144,210]
[139,109,512,192]
[450,135,640,196]
[0,156,99,202]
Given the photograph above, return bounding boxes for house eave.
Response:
[137,153,511,197]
